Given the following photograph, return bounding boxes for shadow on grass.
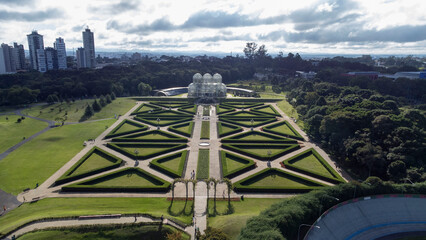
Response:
[167,199,194,217]
[208,198,234,217]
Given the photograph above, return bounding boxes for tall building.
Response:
[45,47,58,70]
[12,43,26,70]
[27,30,44,70]
[36,48,47,72]
[0,43,15,73]
[82,27,95,68]
[76,47,86,69]
[54,37,67,69]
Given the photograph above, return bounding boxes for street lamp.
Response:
[267,150,272,168]
[319,195,339,217]
[250,119,254,131]
[157,118,160,130]
[298,224,320,240]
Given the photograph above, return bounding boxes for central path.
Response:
[193,181,207,235]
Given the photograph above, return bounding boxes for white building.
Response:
[82,27,95,68]
[54,37,67,69]
[27,30,44,71]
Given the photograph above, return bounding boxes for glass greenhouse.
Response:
[188,73,227,101]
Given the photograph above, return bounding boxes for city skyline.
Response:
[0,0,426,54]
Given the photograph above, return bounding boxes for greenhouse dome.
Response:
[188,73,227,103]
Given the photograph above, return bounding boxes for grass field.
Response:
[0,119,116,195]
[0,114,48,153]
[208,198,282,239]
[291,154,335,178]
[200,121,210,139]
[203,106,210,116]
[197,149,209,180]
[19,224,190,240]
[159,155,182,172]
[0,197,193,236]
[240,169,321,188]
[260,93,305,129]
[70,152,115,177]
[22,98,136,122]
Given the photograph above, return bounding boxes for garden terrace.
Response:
[262,121,304,140]
[220,151,256,179]
[250,104,281,117]
[233,168,326,193]
[219,111,269,118]
[55,147,123,185]
[62,168,170,192]
[219,117,277,128]
[149,102,191,108]
[134,116,192,127]
[221,131,298,144]
[106,142,187,160]
[104,119,148,139]
[111,130,187,143]
[282,148,346,184]
[168,122,194,137]
[130,103,161,115]
[149,150,188,178]
[217,122,243,138]
[221,143,300,161]
[221,102,264,109]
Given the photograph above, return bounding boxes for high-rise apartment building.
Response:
[54,37,67,69]
[27,30,44,70]
[0,43,15,73]
[45,47,58,71]
[82,27,95,68]
[76,47,86,69]
[36,48,47,72]
[12,42,26,70]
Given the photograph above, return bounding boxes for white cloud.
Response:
[0,0,426,54]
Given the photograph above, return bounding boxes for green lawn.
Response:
[208,198,282,239]
[114,122,142,134]
[21,98,136,122]
[224,156,247,173]
[197,149,209,180]
[160,156,182,172]
[70,152,115,177]
[19,224,190,240]
[121,145,176,156]
[203,106,210,116]
[0,114,48,153]
[242,170,318,188]
[0,197,193,236]
[85,172,162,187]
[270,123,296,136]
[291,154,335,178]
[200,121,210,139]
[230,133,276,141]
[0,119,116,195]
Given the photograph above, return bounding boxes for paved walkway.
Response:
[209,106,221,179]
[193,181,207,234]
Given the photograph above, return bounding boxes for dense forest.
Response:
[0,43,425,182]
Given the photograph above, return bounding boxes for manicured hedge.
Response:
[219,117,277,128]
[55,147,123,185]
[62,168,170,192]
[134,116,192,127]
[150,150,188,178]
[220,110,270,118]
[111,130,187,143]
[221,102,264,109]
[221,98,280,103]
[283,148,346,184]
[221,143,300,161]
[221,131,298,144]
[168,121,194,137]
[135,109,193,118]
[130,103,161,115]
[217,122,243,138]
[233,168,326,193]
[104,119,148,139]
[149,102,191,108]
[220,151,256,179]
[262,121,304,140]
[250,104,281,116]
[106,142,187,160]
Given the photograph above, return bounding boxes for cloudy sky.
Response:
[1,0,426,55]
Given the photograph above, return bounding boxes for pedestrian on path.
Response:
[3,205,6,212]
[134,215,137,222]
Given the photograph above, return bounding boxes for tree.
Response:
[84,105,94,117]
[199,227,230,240]
[46,94,59,104]
[106,94,112,104]
[99,95,107,107]
[243,42,257,60]
[387,160,407,182]
[137,82,152,96]
[92,99,101,112]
